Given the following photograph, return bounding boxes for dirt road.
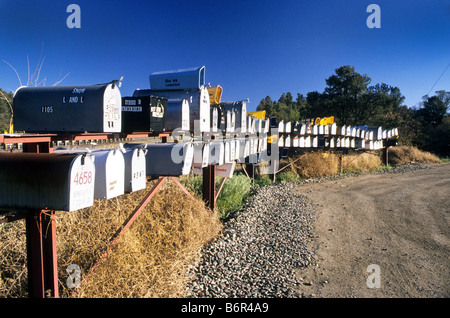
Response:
[295,163,450,298]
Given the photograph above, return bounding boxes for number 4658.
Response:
[73,171,92,185]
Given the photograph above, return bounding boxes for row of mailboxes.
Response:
[192,137,266,169]
[276,122,397,142]
[54,147,147,199]
[0,137,268,212]
[280,135,385,150]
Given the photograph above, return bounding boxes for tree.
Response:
[323,65,371,125]
[0,88,13,132]
[320,65,405,126]
[416,90,449,126]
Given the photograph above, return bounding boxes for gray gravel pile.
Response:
[185,163,436,298]
[186,182,315,298]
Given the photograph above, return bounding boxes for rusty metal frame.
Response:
[215,177,228,202]
[272,152,308,181]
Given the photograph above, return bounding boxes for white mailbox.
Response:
[237,139,247,161]
[224,141,232,164]
[346,126,351,136]
[122,148,146,193]
[90,149,125,200]
[234,139,240,161]
[247,115,255,134]
[312,136,318,148]
[278,120,284,133]
[330,137,335,148]
[298,124,305,135]
[244,139,251,158]
[299,136,304,148]
[0,152,95,212]
[278,135,284,147]
[208,141,225,165]
[304,136,311,148]
[285,135,291,148]
[293,136,299,147]
[318,125,324,135]
[210,105,219,132]
[193,142,210,169]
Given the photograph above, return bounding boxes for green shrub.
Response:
[216,174,252,220]
[180,173,253,220]
[276,170,299,182]
[254,175,273,187]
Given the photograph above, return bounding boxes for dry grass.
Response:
[342,152,382,172]
[291,151,382,178]
[387,146,441,165]
[291,151,340,178]
[0,179,222,298]
[0,220,27,297]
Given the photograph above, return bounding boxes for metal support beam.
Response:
[42,210,59,298]
[25,209,58,298]
[384,146,389,166]
[21,141,58,298]
[25,211,45,298]
[215,177,227,202]
[202,165,216,211]
[244,163,255,181]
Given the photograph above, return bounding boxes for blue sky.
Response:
[0,0,449,112]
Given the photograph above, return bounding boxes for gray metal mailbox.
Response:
[149,66,205,91]
[13,82,122,133]
[220,101,247,133]
[0,152,95,212]
[134,87,210,133]
[125,142,194,177]
[164,98,190,131]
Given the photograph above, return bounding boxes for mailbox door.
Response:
[123,148,146,193]
[68,155,96,211]
[92,149,125,200]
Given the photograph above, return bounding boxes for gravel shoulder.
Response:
[186,163,450,298]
